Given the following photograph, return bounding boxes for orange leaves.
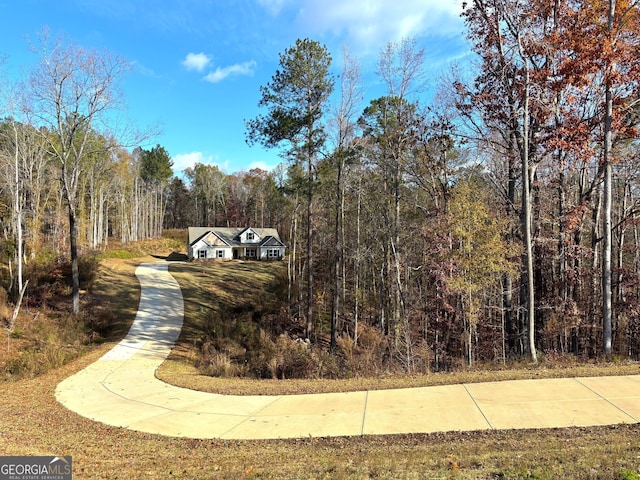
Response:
[565,204,589,235]
[447,453,462,471]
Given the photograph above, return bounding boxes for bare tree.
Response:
[27,30,129,314]
[328,47,363,351]
[0,118,25,296]
[373,37,425,368]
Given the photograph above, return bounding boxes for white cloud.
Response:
[182,52,212,72]
[294,0,465,56]
[203,60,257,83]
[172,152,230,174]
[132,60,162,78]
[247,160,278,172]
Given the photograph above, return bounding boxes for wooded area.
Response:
[2,1,640,371]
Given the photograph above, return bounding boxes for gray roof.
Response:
[188,227,285,247]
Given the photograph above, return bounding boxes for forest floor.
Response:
[2,244,640,478]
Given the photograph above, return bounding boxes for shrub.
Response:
[2,310,93,381]
[88,308,115,341]
[198,350,243,378]
[79,255,97,281]
[341,324,388,376]
[246,329,276,379]
[269,334,314,379]
[311,347,342,379]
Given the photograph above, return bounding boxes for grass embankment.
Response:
[2,251,640,478]
[158,261,640,395]
[0,235,185,381]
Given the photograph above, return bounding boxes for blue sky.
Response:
[0,0,469,176]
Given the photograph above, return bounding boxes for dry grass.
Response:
[157,359,640,396]
[167,260,286,344]
[1,353,640,479]
[0,235,185,381]
[2,246,640,478]
[88,256,147,339]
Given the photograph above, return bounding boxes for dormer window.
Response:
[246,232,254,241]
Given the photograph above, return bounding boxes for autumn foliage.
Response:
[2,4,640,373]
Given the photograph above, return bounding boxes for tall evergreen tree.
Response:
[246,38,334,341]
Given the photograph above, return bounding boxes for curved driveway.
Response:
[56,262,640,439]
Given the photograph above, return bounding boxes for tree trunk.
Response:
[330,158,343,352]
[521,59,537,363]
[306,159,314,340]
[69,207,80,315]
[591,188,603,355]
[13,124,23,297]
[602,0,615,356]
[504,149,518,354]
[354,174,362,344]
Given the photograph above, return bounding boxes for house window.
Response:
[246,232,255,241]
[216,250,224,258]
[198,250,207,259]
[267,248,280,258]
[245,248,257,258]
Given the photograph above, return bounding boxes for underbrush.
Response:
[182,263,640,382]
[0,253,113,381]
[197,316,401,379]
[193,310,628,382]
[175,260,432,380]
[1,234,183,381]
[197,312,339,379]
[2,312,94,380]
[169,261,362,379]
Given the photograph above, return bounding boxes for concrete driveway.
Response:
[55,262,640,439]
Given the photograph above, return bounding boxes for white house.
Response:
[187,227,286,260]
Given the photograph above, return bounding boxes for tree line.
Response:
[238,0,640,368]
[0,31,173,314]
[2,0,640,370]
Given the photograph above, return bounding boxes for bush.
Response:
[311,347,342,379]
[79,255,98,287]
[198,350,243,378]
[269,335,314,379]
[245,329,276,378]
[335,324,388,377]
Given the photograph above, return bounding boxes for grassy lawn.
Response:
[2,255,640,478]
[166,260,287,348]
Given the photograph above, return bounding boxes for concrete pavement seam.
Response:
[462,384,494,430]
[574,377,640,423]
[218,395,284,438]
[360,390,369,435]
[56,262,640,439]
[97,380,176,415]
